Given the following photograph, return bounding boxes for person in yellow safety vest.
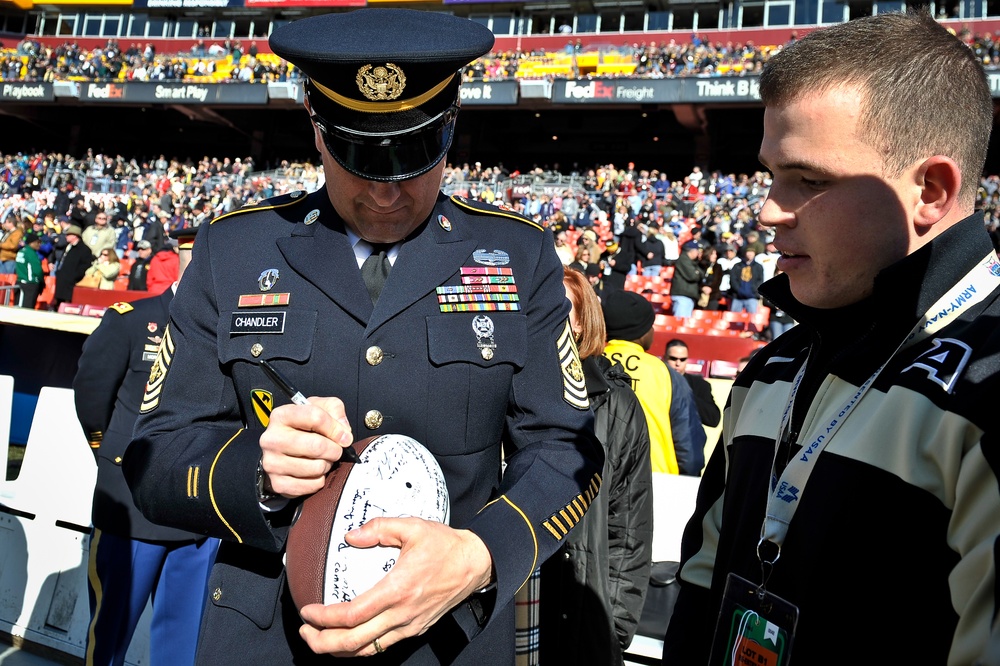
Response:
[602,289,704,475]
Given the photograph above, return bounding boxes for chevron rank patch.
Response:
[557,320,588,409]
[542,473,602,541]
[140,325,174,413]
[252,390,273,427]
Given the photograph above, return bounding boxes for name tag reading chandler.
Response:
[231,311,286,335]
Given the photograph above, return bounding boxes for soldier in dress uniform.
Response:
[122,9,604,665]
[74,226,218,666]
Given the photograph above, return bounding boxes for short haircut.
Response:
[562,266,607,359]
[665,339,688,353]
[758,10,991,206]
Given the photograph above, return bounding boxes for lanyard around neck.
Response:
[758,249,1000,570]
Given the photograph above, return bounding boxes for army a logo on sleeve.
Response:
[557,320,589,410]
[901,337,972,394]
[140,325,174,413]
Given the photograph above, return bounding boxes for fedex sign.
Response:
[562,80,615,101]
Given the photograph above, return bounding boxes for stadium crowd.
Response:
[3,25,997,85]
[3,149,1000,323]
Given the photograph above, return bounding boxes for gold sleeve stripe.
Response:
[541,472,603,541]
[449,195,543,230]
[209,429,244,543]
[187,466,201,499]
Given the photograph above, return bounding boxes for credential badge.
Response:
[472,314,496,361]
[357,63,406,101]
[258,268,280,292]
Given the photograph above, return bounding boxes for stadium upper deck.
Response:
[3,0,1000,56]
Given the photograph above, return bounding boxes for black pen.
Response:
[259,359,361,464]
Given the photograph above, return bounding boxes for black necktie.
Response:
[361,244,392,305]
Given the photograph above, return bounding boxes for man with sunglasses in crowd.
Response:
[123,9,603,665]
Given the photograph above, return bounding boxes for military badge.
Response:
[557,321,588,409]
[140,325,174,413]
[473,249,511,266]
[258,268,280,292]
[472,314,496,360]
[251,390,274,427]
[356,63,406,101]
[304,209,320,225]
[147,322,158,333]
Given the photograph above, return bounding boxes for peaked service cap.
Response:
[269,9,495,182]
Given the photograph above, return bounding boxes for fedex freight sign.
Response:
[556,79,672,104]
[554,76,763,104]
[560,79,616,101]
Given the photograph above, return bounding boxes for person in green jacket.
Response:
[15,231,42,309]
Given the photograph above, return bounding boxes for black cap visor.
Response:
[313,105,458,182]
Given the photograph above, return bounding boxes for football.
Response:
[285,434,450,610]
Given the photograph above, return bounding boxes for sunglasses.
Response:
[666,355,688,362]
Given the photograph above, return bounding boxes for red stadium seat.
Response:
[36,276,56,310]
[82,305,108,318]
[708,359,741,379]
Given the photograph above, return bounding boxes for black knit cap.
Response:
[269,9,495,182]
[602,290,656,341]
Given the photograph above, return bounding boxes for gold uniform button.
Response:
[364,410,383,429]
[212,588,222,602]
[250,343,263,357]
[365,346,384,366]
[114,456,122,464]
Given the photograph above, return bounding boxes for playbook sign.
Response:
[1,82,53,102]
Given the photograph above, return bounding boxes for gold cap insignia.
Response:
[357,63,406,101]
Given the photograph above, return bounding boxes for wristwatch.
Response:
[256,458,276,503]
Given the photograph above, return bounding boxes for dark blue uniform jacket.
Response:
[75,289,202,542]
[123,189,604,665]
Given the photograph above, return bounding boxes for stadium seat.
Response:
[82,305,107,318]
[35,276,56,310]
[708,359,741,379]
[690,310,724,322]
[685,359,709,376]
